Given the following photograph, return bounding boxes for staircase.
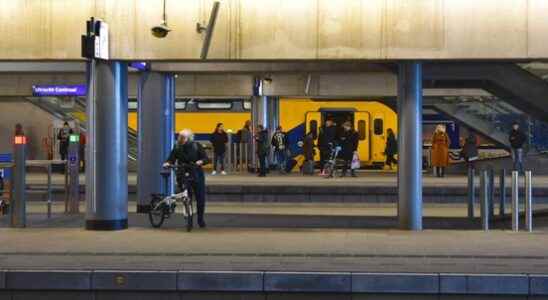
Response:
[26,96,138,171]
[432,97,548,153]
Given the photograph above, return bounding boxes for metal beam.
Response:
[0,61,85,73]
[150,61,392,74]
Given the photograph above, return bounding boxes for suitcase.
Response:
[302,160,315,175]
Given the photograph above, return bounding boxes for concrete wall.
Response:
[0,101,58,160]
[1,0,547,60]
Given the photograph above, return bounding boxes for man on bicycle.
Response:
[163,129,209,228]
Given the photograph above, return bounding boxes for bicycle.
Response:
[148,164,195,231]
[323,143,341,178]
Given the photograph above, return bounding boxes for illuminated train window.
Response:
[374,119,384,135]
[243,101,252,110]
[358,120,367,140]
[197,102,233,110]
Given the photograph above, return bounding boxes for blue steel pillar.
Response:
[136,72,175,213]
[397,61,423,231]
[85,60,128,230]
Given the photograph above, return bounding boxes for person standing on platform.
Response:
[57,121,73,161]
[256,125,269,177]
[237,120,252,172]
[509,122,527,172]
[271,126,289,173]
[431,124,450,178]
[384,128,398,170]
[164,129,209,229]
[210,123,228,175]
[460,132,479,170]
[318,118,337,175]
[338,121,359,177]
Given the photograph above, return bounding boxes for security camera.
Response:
[151,23,171,38]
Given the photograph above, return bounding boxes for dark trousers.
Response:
[386,154,398,167]
[258,154,267,176]
[213,152,225,172]
[59,143,68,160]
[341,158,356,176]
[178,169,206,223]
[319,147,328,170]
[434,166,445,177]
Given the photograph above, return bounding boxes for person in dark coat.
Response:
[385,128,398,169]
[164,129,209,228]
[271,126,289,173]
[255,125,269,177]
[302,131,316,162]
[57,121,73,161]
[209,123,228,175]
[318,119,337,174]
[509,122,527,172]
[338,121,359,177]
[461,132,479,169]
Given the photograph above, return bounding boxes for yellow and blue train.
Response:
[128,98,398,167]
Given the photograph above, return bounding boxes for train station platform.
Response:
[0,207,548,299]
[23,171,548,203]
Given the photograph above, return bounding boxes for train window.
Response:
[357,120,366,140]
[243,101,252,110]
[309,120,318,138]
[175,101,186,110]
[374,119,383,135]
[197,102,233,110]
[128,101,137,110]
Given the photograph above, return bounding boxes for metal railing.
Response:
[0,160,69,221]
[471,168,534,232]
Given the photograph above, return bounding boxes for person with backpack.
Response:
[318,118,337,175]
[57,121,73,161]
[301,131,316,175]
[460,131,479,170]
[509,122,527,172]
[255,125,269,177]
[384,128,398,170]
[338,121,359,177]
[163,129,209,229]
[271,126,289,173]
[209,123,228,175]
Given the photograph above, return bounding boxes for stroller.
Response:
[322,143,341,178]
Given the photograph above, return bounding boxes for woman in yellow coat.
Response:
[431,124,450,177]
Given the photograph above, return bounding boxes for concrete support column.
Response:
[136,72,175,213]
[85,60,128,230]
[251,96,269,169]
[397,61,423,231]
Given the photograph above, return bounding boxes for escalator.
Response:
[26,96,138,171]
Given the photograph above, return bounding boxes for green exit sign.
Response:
[69,134,80,143]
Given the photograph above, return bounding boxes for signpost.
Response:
[11,135,26,228]
[67,134,80,213]
[32,85,87,97]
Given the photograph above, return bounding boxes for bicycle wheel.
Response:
[184,200,193,232]
[148,196,166,228]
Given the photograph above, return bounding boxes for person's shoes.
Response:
[258,174,266,177]
[339,173,346,178]
[211,171,217,175]
[198,220,206,228]
[221,171,227,175]
[351,172,357,177]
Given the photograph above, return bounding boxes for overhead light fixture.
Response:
[151,0,171,38]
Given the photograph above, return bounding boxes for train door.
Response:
[371,112,386,163]
[354,112,371,163]
[305,111,321,161]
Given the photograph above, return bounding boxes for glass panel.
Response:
[243,101,252,110]
[358,120,366,140]
[175,101,186,110]
[374,119,383,135]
